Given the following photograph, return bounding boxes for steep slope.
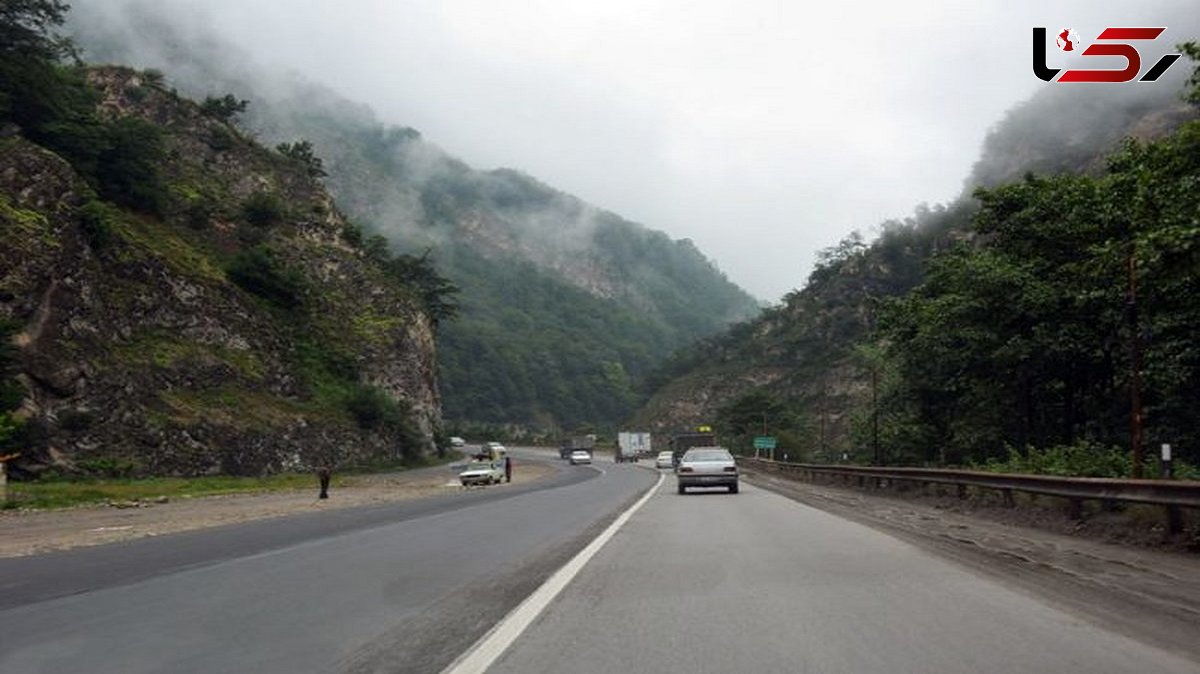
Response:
[1,66,440,476]
[633,77,1199,459]
[67,2,761,428]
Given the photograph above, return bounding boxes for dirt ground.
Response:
[0,460,555,559]
[743,468,1200,662]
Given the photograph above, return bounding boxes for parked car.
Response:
[676,447,738,494]
[449,436,466,448]
[655,451,675,469]
[459,460,504,486]
[569,450,592,465]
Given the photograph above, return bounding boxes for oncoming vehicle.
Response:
[676,447,738,494]
[655,451,675,469]
[459,460,504,486]
[569,450,592,465]
[449,436,466,448]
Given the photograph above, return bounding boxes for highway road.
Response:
[3,452,1197,674]
[481,476,1199,674]
[0,449,654,673]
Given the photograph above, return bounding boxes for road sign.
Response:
[753,436,777,450]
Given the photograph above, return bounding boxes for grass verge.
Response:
[2,451,464,510]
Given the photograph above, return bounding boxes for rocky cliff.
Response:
[0,67,440,476]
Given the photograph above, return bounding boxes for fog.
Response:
[68,0,1198,301]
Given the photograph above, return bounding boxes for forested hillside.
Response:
[67,1,760,430]
[635,50,1200,475]
[1,3,446,476]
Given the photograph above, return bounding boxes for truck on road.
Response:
[560,435,595,460]
[670,430,718,467]
[616,431,651,463]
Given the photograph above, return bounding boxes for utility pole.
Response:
[871,365,880,466]
[1128,242,1144,479]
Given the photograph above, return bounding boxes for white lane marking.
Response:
[441,471,665,674]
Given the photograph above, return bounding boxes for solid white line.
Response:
[441,471,665,674]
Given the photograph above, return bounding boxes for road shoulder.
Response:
[0,459,556,558]
[743,468,1200,663]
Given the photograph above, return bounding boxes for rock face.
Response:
[0,67,441,476]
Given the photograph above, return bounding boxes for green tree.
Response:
[276,139,327,177]
[200,94,248,122]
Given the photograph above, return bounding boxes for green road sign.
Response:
[753,436,777,450]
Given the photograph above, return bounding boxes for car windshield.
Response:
[683,449,732,462]
[466,462,492,471]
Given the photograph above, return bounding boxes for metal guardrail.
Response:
[737,457,1200,533]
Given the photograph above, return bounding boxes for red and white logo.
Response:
[1055,28,1080,52]
[1033,27,1182,83]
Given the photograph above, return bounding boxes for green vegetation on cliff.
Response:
[0,3,448,477]
[66,6,761,429]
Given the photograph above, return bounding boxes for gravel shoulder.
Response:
[743,468,1200,663]
[0,460,556,559]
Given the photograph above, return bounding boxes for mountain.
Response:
[66,1,761,431]
[1,53,443,476]
[632,68,1199,462]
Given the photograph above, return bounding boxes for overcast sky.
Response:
[88,0,1196,301]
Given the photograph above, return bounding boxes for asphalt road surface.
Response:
[485,476,1199,674]
[0,449,655,674]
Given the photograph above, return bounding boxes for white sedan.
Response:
[655,451,675,469]
[569,450,592,465]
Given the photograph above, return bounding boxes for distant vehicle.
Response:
[617,431,651,463]
[560,435,595,459]
[569,450,592,465]
[459,460,504,486]
[449,436,466,447]
[670,431,717,466]
[485,441,505,452]
[655,451,675,469]
[676,447,738,494]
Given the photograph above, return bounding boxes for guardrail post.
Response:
[1001,488,1015,507]
[1067,497,1083,521]
[1164,505,1183,536]
[957,484,967,500]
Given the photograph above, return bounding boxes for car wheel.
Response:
[729,484,739,494]
[677,484,686,495]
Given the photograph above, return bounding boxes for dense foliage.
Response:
[876,118,1200,471]
[0,1,166,214]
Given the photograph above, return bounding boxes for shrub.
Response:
[225,245,305,308]
[77,199,117,249]
[95,117,167,214]
[241,191,284,227]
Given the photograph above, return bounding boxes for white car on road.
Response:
[655,451,675,469]
[569,450,592,465]
[459,460,504,486]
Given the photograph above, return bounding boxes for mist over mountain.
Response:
[634,56,1199,463]
[66,1,759,429]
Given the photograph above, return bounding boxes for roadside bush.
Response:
[345,385,423,459]
[980,443,1137,478]
[76,456,141,479]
